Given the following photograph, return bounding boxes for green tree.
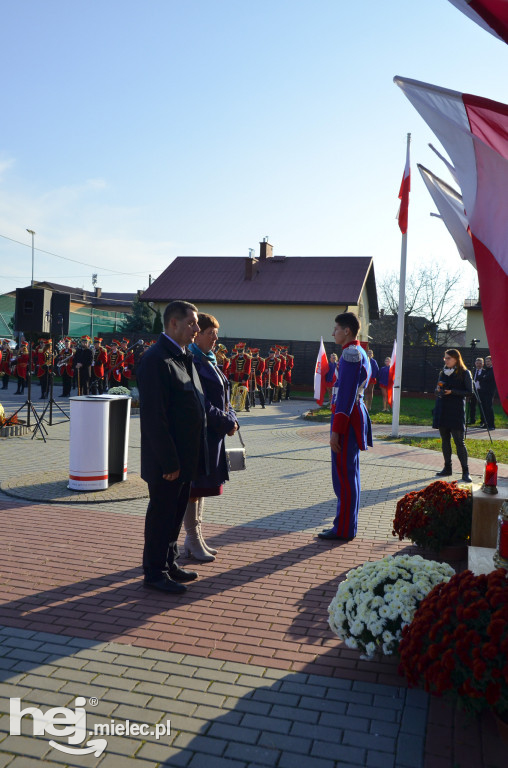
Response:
[120,296,153,333]
[152,308,163,334]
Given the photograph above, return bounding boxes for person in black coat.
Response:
[183,313,238,561]
[433,348,474,483]
[73,336,93,395]
[136,300,208,594]
[479,355,496,430]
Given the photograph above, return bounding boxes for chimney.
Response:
[259,238,273,260]
[245,257,259,281]
[95,287,102,298]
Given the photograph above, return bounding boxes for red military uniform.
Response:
[107,341,124,386]
[263,348,280,404]
[37,341,53,399]
[1,340,12,390]
[248,348,266,409]
[284,347,294,399]
[229,345,251,384]
[91,337,108,394]
[120,338,134,389]
[15,343,29,394]
[57,339,74,397]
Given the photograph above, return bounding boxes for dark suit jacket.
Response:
[137,334,208,484]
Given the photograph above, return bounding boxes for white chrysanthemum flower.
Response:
[345,637,358,649]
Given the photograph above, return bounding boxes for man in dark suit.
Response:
[136,300,207,593]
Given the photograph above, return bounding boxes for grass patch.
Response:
[303,394,508,428]
[378,436,508,464]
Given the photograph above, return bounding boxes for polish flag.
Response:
[395,75,508,414]
[387,340,397,408]
[418,164,476,268]
[314,337,330,406]
[398,143,411,234]
[447,0,508,44]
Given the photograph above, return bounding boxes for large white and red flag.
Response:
[314,337,330,406]
[418,164,476,268]
[398,142,411,234]
[387,340,397,408]
[447,0,508,44]
[395,75,508,414]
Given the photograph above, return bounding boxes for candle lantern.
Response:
[481,449,498,495]
[493,500,508,571]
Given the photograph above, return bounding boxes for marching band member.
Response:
[263,347,280,404]
[57,337,74,397]
[14,341,29,395]
[107,339,124,388]
[248,348,266,408]
[229,342,251,412]
[283,346,294,400]
[37,340,53,399]
[120,338,135,389]
[91,337,108,394]
[1,339,12,390]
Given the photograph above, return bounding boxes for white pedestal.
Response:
[69,395,131,491]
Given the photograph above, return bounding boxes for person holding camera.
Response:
[433,349,473,483]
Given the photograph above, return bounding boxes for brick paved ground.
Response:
[0,389,506,768]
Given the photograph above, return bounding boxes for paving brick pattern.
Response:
[0,394,505,767]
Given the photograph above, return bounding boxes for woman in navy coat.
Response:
[183,313,238,560]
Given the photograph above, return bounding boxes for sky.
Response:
[1,0,506,303]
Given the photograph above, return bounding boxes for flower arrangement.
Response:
[398,569,508,717]
[328,554,455,659]
[392,480,472,553]
[107,387,132,396]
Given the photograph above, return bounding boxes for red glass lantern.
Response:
[481,449,498,495]
[494,501,508,570]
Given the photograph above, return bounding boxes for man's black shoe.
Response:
[435,467,453,477]
[168,565,198,583]
[143,575,187,594]
[317,530,353,541]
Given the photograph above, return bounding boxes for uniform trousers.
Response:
[331,425,361,539]
[143,476,191,581]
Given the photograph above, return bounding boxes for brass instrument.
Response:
[231,382,249,411]
[57,353,73,373]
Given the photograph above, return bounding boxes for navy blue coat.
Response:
[191,355,238,489]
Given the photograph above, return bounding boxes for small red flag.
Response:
[398,143,411,234]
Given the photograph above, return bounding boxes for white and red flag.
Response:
[314,337,330,406]
[395,74,508,414]
[447,0,508,44]
[387,340,397,408]
[398,142,411,234]
[418,164,476,268]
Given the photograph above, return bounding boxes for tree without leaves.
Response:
[377,263,466,346]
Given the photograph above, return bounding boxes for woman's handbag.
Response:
[225,429,246,471]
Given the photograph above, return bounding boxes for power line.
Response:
[0,232,167,277]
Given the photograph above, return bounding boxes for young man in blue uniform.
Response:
[318,312,372,541]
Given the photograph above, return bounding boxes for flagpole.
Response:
[392,132,411,437]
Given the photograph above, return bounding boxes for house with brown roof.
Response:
[140,242,378,343]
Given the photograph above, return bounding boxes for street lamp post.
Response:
[26,229,36,287]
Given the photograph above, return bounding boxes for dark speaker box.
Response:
[14,288,52,334]
[50,293,70,335]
